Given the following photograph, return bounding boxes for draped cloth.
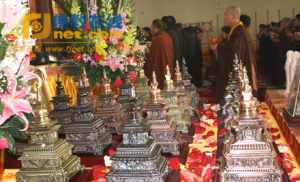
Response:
[227,23,258,91]
[144,31,174,89]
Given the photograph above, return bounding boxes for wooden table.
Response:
[265,89,300,164]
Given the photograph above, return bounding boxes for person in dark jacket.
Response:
[182,27,203,87]
[162,16,183,69]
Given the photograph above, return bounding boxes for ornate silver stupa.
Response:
[135,69,149,105]
[222,71,240,128]
[163,65,190,133]
[238,68,263,127]
[117,72,136,111]
[181,59,199,107]
[64,72,111,155]
[283,65,300,126]
[107,103,169,182]
[181,58,192,82]
[94,71,123,134]
[222,58,245,126]
[221,65,283,182]
[221,127,283,181]
[142,72,180,155]
[174,61,192,106]
[17,69,82,182]
[49,75,73,134]
[174,61,197,121]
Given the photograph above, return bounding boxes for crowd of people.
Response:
[139,6,300,102]
[140,17,204,89]
[257,14,300,88]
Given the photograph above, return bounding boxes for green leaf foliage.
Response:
[0,101,3,115]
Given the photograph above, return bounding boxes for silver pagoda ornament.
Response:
[174,61,192,106]
[222,72,240,128]
[64,73,111,155]
[181,59,199,107]
[135,68,150,104]
[163,65,190,133]
[142,72,180,155]
[234,67,262,128]
[221,66,283,182]
[182,58,192,82]
[107,103,169,182]
[17,70,82,182]
[94,71,123,134]
[174,61,198,121]
[49,75,73,134]
[283,62,300,126]
[221,126,283,182]
[117,72,136,110]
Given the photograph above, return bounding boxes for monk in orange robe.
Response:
[144,19,174,89]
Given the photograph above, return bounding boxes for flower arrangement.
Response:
[62,0,144,86]
[0,0,36,153]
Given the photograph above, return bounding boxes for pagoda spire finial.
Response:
[150,72,161,103]
[82,67,90,88]
[165,65,174,91]
[102,70,112,95]
[174,61,182,81]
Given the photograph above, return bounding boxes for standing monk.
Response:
[224,6,257,92]
[144,19,174,89]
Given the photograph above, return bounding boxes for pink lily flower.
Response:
[104,56,124,72]
[0,71,32,130]
[0,138,8,150]
[17,55,38,82]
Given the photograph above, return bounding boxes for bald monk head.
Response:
[224,6,241,27]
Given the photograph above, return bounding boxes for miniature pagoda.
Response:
[94,71,123,134]
[182,59,192,82]
[221,71,240,128]
[174,61,191,106]
[221,126,283,181]
[284,69,300,126]
[221,65,282,182]
[181,59,199,107]
[64,73,111,155]
[107,102,169,182]
[163,65,190,133]
[222,58,244,125]
[117,71,136,111]
[135,68,149,105]
[142,72,180,155]
[17,71,82,182]
[49,75,73,134]
[238,68,263,126]
[174,61,197,121]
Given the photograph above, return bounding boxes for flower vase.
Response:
[0,149,4,180]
